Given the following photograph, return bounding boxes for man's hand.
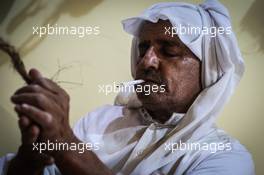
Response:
[16,115,54,165]
[8,69,57,175]
[10,68,113,175]
[7,115,54,175]
[11,69,74,148]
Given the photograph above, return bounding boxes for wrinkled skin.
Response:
[135,20,202,123]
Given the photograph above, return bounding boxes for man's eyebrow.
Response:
[156,39,180,47]
[138,39,181,48]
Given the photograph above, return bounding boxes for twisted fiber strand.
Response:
[0,37,31,84]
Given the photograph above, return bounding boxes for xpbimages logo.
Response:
[164,140,232,154]
[32,24,100,38]
[98,81,166,95]
[164,24,232,37]
[32,140,100,154]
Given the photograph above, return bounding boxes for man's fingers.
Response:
[18,115,31,131]
[21,125,40,144]
[27,125,40,143]
[17,114,40,144]
[11,93,52,110]
[34,77,62,94]
[18,145,55,167]
[29,68,62,95]
[38,153,55,166]
[18,104,52,129]
[14,84,58,104]
[15,84,51,96]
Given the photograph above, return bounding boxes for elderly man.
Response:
[0,0,255,175]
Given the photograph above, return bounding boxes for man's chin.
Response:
[137,92,163,106]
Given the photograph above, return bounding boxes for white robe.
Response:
[0,104,254,175]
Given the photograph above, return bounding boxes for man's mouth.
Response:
[137,78,161,85]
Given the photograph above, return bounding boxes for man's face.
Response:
[135,20,202,117]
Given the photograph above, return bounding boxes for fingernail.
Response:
[21,103,28,108]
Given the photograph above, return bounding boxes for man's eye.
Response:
[163,49,180,57]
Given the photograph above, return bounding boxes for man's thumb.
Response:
[29,68,43,81]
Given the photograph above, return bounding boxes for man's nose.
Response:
[140,46,159,70]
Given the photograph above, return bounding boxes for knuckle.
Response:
[31,84,40,92]
[35,94,46,104]
[35,77,46,86]
[43,112,53,124]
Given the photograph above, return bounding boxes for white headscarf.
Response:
[120,0,244,173]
